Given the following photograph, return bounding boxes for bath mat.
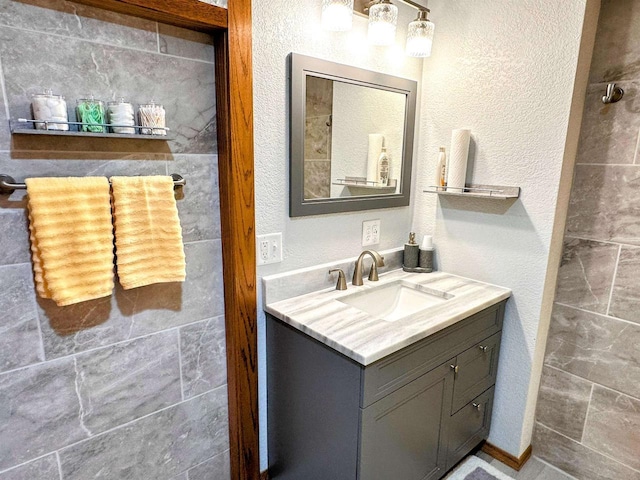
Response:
[444,455,515,480]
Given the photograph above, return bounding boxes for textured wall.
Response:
[0,1,228,479]
[253,0,424,468]
[411,0,590,457]
[533,1,640,478]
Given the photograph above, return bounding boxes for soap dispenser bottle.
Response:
[403,232,419,269]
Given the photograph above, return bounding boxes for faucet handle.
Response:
[329,269,347,290]
[368,262,379,281]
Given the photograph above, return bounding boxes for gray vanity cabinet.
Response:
[359,362,453,480]
[267,300,506,480]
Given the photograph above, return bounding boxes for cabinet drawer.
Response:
[446,387,495,470]
[361,302,504,408]
[359,362,453,480]
[451,332,501,414]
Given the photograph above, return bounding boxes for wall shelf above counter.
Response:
[424,184,520,200]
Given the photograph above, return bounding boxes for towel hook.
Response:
[602,83,624,104]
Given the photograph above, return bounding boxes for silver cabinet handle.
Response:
[450,364,459,374]
[479,345,488,352]
[472,402,482,410]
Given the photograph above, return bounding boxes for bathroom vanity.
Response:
[265,270,510,480]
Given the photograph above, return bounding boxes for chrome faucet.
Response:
[352,250,385,286]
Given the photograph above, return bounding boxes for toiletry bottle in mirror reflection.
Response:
[436,147,447,188]
[378,147,390,186]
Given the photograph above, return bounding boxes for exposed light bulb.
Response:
[321,0,354,32]
[406,10,435,57]
[368,0,398,46]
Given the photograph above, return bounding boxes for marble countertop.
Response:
[265,270,511,366]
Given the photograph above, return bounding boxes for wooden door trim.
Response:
[72,0,228,30]
[69,1,259,478]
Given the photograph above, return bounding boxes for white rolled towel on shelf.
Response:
[447,129,471,190]
[367,134,384,183]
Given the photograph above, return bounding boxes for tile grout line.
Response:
[543,363,594,386]
[543,360,640,403]
[182,448,231,477]
[56,451,64,480]
[56,384,228,455]
[0,24,216,65]
[634,124,640,165]
[537,421,640,474]
[531,456,580,480]
[563,234,633,247]
[553,301,640,327]
[0,53,11,122]
[0,313,226,379]
[579,384,595,444]
[574,162,639,166]
[0,452,59,475]
[156,22,161,54]
[0,383,229,476]
[605,244,622,316]
[176,327,186,402]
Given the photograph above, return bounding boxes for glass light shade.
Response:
[368,1,398,46]
[406,18,435,57]
[322,0,354,32]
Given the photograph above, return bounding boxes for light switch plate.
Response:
[257,233,283,265]
[362,220,380,246]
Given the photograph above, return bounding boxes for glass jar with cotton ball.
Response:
[31,90,69,131]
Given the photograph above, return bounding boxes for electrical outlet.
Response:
[256,233,283,266]
[362,220,381,246]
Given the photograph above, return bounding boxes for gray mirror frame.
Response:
[289,53,418,217]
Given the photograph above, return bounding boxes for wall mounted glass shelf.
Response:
[9,119,173,141]
[424,184,520,199]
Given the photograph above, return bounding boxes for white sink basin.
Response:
[338,280,453,322]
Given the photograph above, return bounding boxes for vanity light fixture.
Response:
[406,8,434,57]
[322,0,355,31]
[322,0,435,56]
[367,0,398,46]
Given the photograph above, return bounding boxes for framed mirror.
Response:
[289,53,418,217]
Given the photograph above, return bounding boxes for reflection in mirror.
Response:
[304,77,407,200]
[290,53,417,217]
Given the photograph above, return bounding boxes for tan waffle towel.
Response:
[111,176,186,289]
[26,177,114,306]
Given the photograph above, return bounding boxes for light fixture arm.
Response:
[364,0,429,14]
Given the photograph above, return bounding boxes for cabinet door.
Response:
[446,387,494,470]
[451,332,501,413]
[359,362,454,480]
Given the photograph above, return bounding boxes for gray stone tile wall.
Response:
[534,0,640,476]
[0,1,228,478]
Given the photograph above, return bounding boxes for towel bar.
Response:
[0,173,186,195]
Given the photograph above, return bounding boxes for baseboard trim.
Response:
[481,441,532,471]
[260,469,269,480]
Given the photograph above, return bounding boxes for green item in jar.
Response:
[77,100,105,133]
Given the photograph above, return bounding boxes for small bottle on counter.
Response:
[31,90,69,131]
[138,101,166,135]
[403,232,419,269]
[77,96,106,133]
[107,98,136,134]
